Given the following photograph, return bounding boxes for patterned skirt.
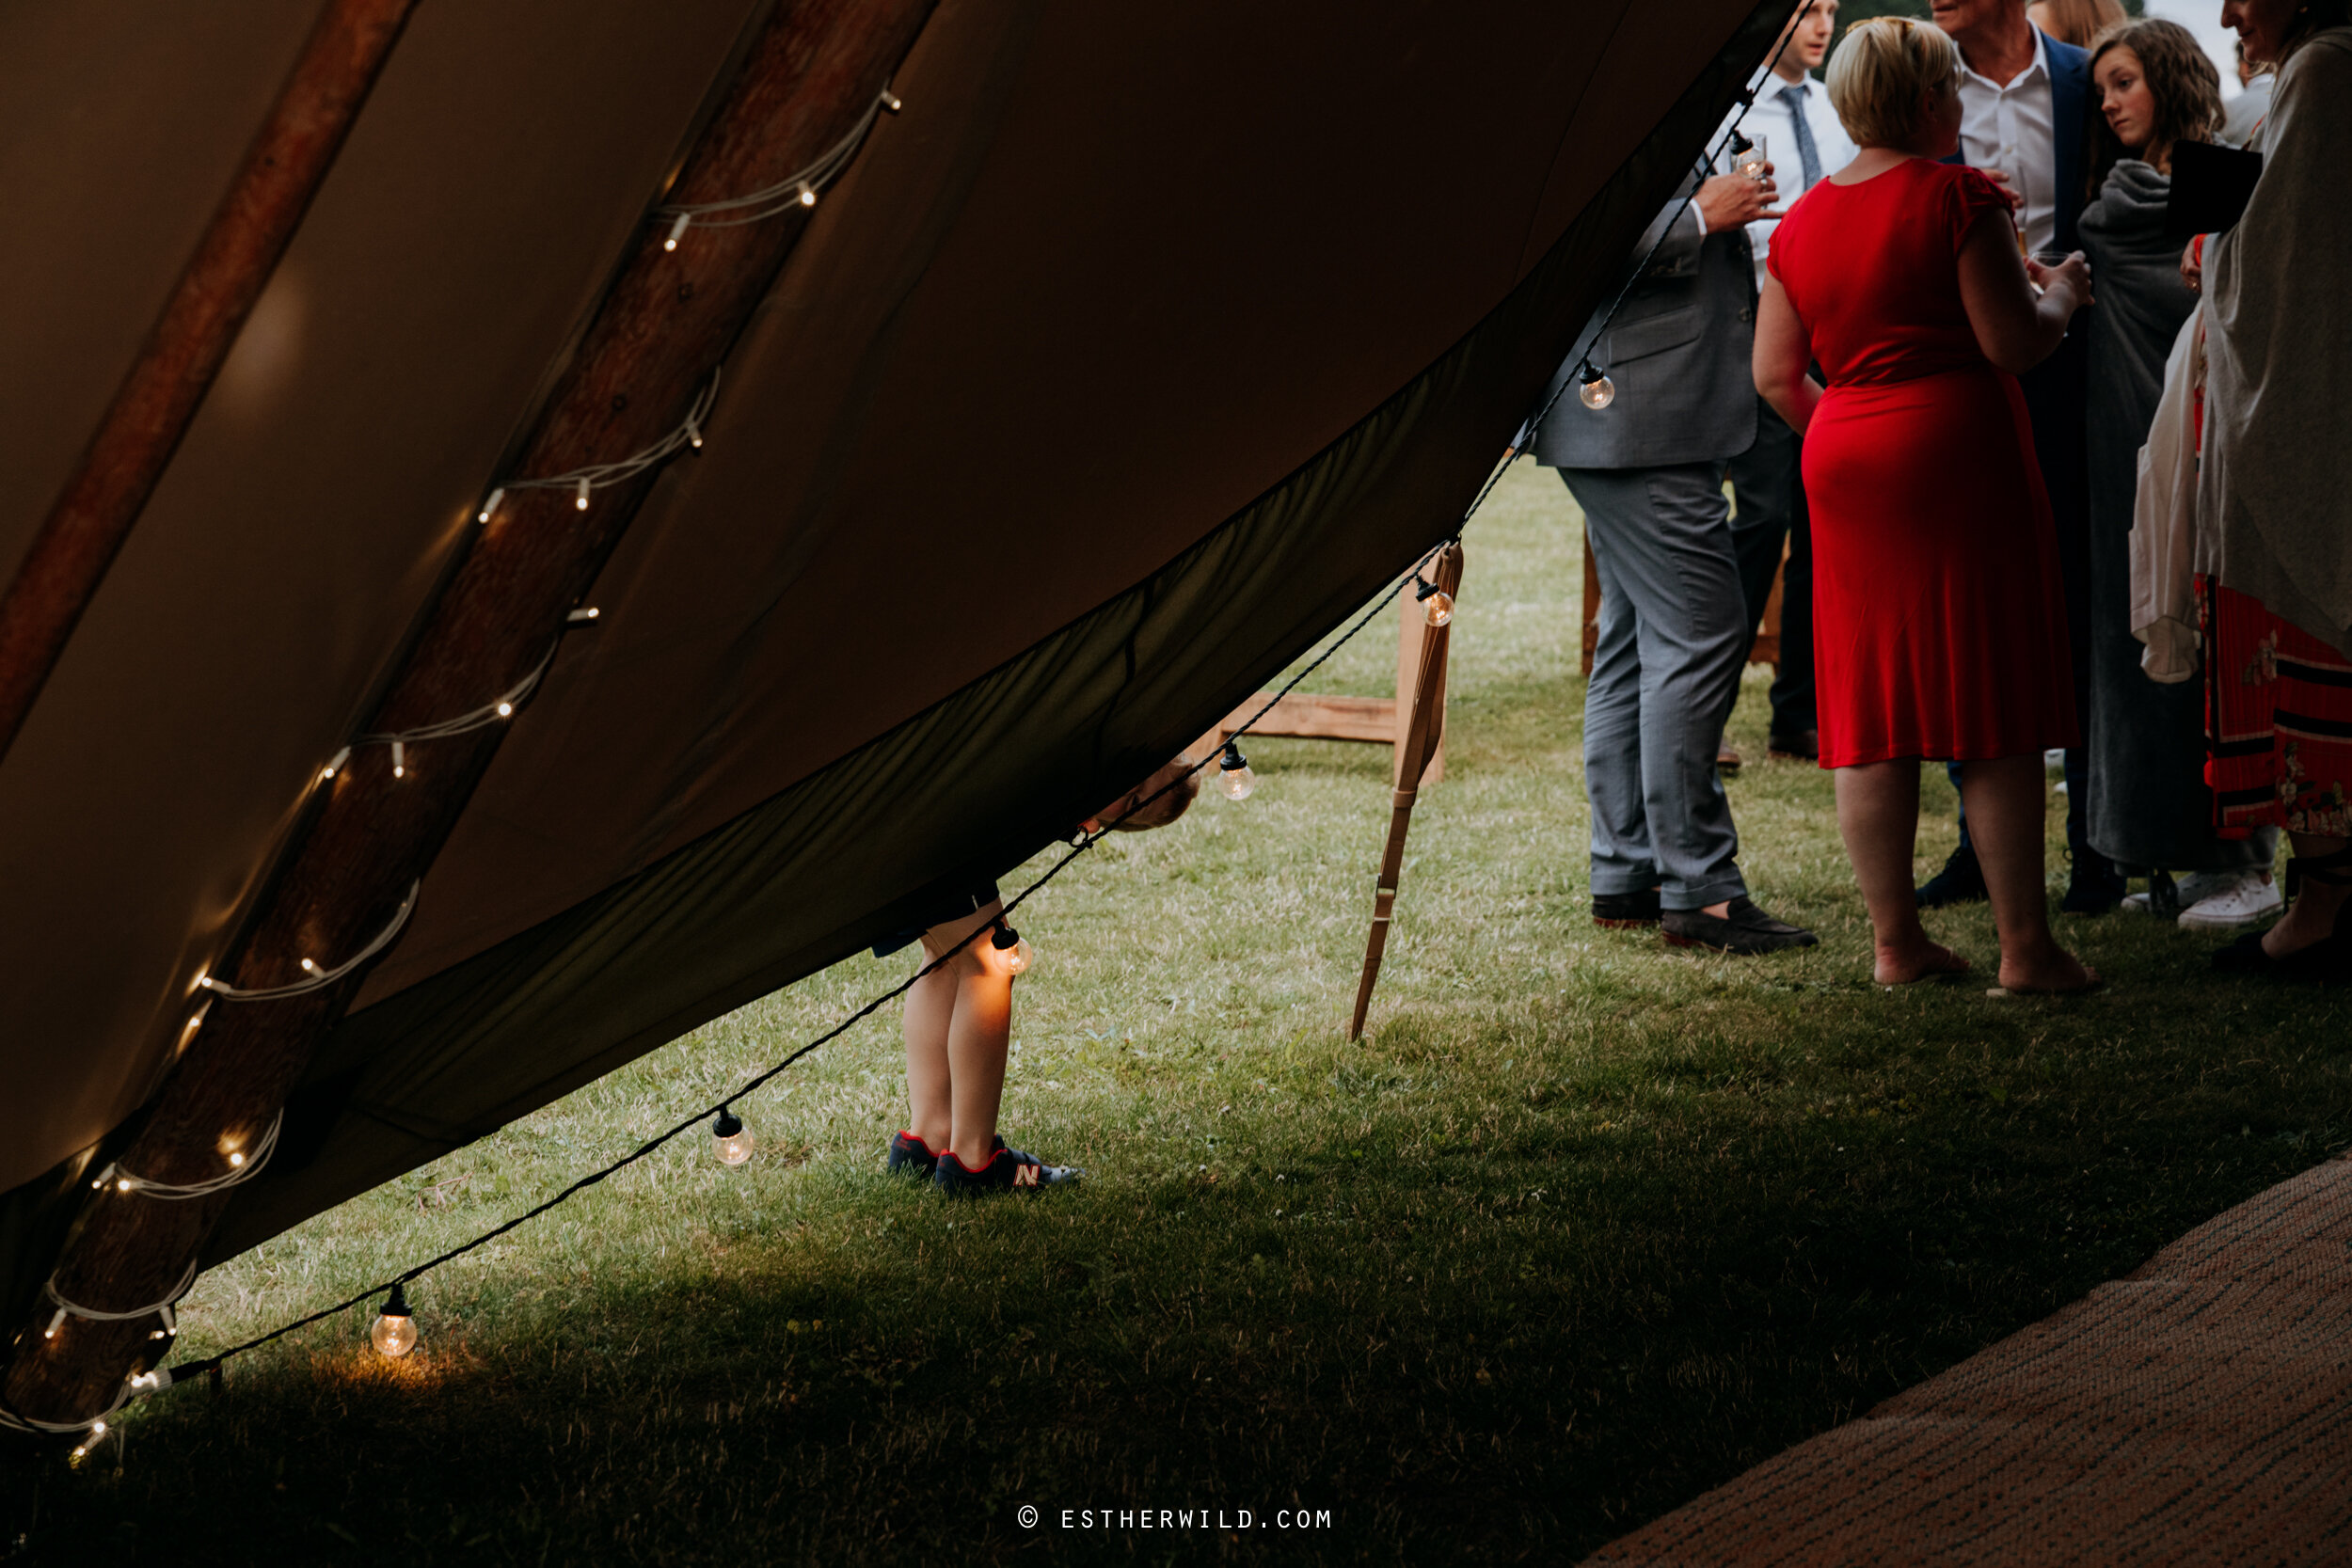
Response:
[2201,576,2352,838]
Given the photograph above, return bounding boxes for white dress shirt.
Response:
[1714,72,1861,288]
[1957,28,2056,253]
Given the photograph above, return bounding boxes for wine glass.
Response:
[1734,134,1770,183]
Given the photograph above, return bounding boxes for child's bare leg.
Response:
[914,902,1016,1168]
[946,950,1013,1168]
[901,962,956,1151]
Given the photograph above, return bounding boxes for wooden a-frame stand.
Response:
[1193,543,1465,1039]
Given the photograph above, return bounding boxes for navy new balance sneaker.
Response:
[886,1131,941,1177]
[889,1132,1010,1177]
[933,1143,1080,1197]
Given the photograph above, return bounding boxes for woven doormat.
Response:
[1584,1157,2352,1566]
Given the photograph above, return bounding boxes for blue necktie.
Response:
[1782,84,1823,191]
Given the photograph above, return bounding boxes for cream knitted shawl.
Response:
[2195,28,2352,656]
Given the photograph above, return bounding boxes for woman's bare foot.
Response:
[1874,940,1971,985]
[1997,943,2101,994]
[2260,898,2341,958]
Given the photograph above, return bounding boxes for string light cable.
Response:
[196,881,421,1002]
[40,1259,199,1338]
[1529,0,1808,425]
[140,524,1455,1401]
[653,83,902,248]
[474,369,723,527]
[88,1108,283,1201]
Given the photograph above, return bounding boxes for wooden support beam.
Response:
[1192,580,1450,778]
[4,0,936,1426]
[1349,542,1463,1040]
[0,0,421,768]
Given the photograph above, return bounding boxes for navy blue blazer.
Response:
[1945,29,2092,252]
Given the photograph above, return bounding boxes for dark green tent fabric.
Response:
[207,2,1794,1261]
[0,0,1792,1329]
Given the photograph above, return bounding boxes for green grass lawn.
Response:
[16,462,2350,1566]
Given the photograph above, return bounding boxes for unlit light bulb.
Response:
[712,1106,753,1165]
[1218,742,1256,801]
[1578,369,1616,411]
[992,922,1033,976]
[370,1283,418,1358]
[1422,588,1454,627]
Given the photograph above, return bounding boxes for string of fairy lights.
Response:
[0,78,910,1453]
[13,4,1808,1451]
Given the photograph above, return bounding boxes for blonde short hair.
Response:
[1826,17,1963,148]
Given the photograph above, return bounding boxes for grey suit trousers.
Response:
[1563,464,1750,911]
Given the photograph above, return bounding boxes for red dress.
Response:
[1768,159,2078,768]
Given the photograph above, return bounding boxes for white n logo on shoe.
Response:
[1013,1163,1040,1187]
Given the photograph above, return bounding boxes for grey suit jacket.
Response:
[1529,170,1759,470]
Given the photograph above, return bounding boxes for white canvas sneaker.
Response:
[2177,870,2285,930]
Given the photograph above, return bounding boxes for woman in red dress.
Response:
[1754,17,2097,990]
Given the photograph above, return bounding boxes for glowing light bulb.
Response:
[370,1283,418,1358]
[476,487,504,525]
[1578,367,1616,411]
[567,606,601,625]
[497,702,514,719]
[664,213,690,251]
[687,420,704,451]
[1218,741,1256,801]
[44,1309,64,1338]
[299,958,320,974]
[882,89,903,112]
[991,921,1033,975]
[1422,590,1454,627]
[711,1106,754,1165]
[575,479,591,511]
[116,1179,132,1193]
[322,745,350,782]
[796,181,817,208]
[391,739,405,779]
[89,1421,105,1438]
[228,1150,246,1168]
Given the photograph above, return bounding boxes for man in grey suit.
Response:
[1529,157,1817,955]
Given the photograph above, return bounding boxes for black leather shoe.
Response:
[2060,866,2127,915]
[1593,889,1661,927]
[2210,927,2347,983]
[1767,728,1819,759]
[1661,897,1818,955]
[1916,843,1988,909]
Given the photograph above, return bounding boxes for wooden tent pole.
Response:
[0,0,421,768]
[4,0,936,1426]
[1347,542,1464,1041]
